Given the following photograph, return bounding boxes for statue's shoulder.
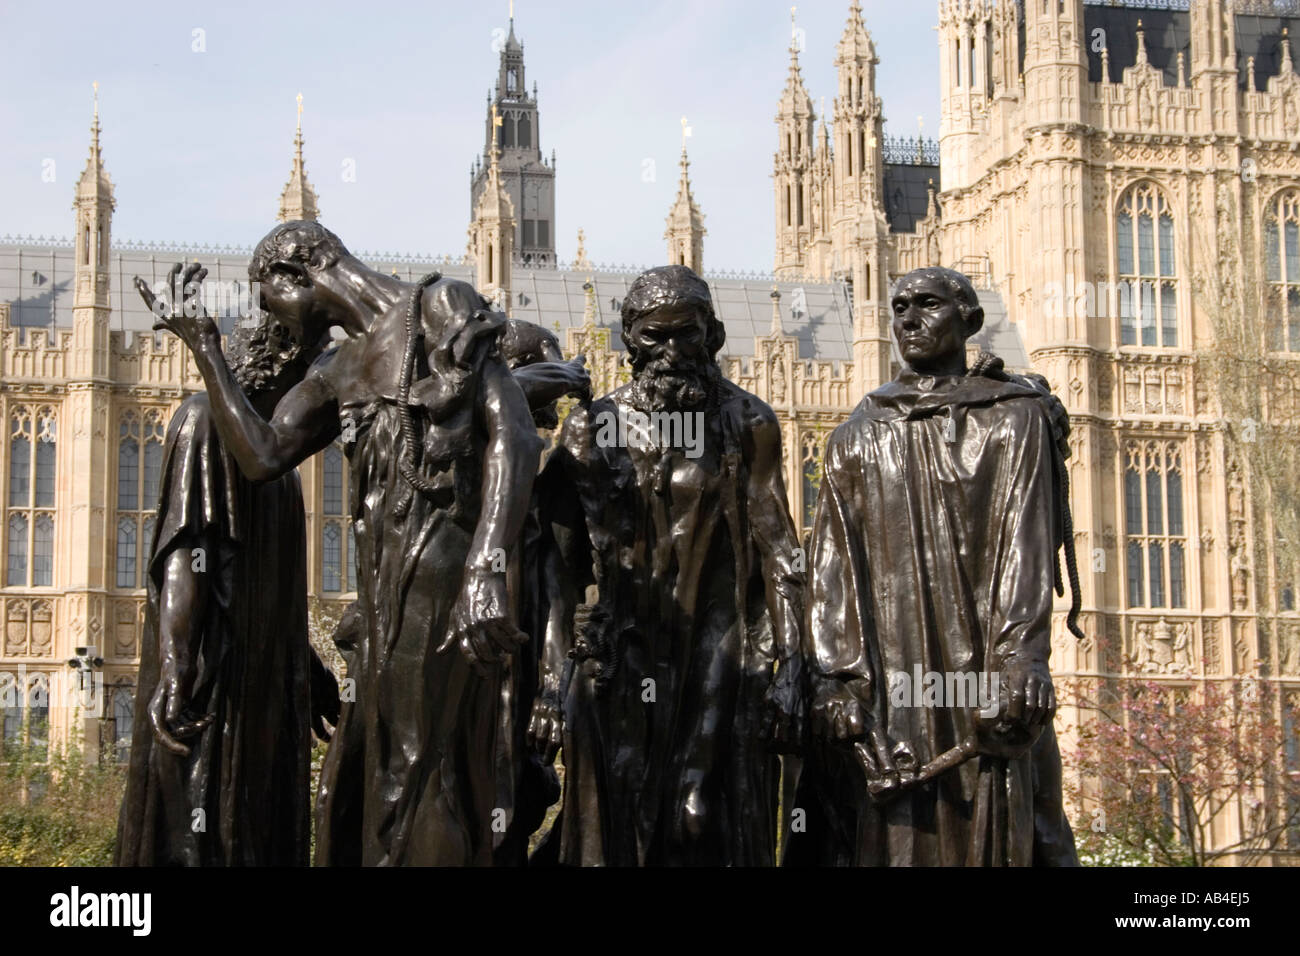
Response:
[717,380,778,432]
[167,392,213,442]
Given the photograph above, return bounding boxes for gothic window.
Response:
[319,441,354,595]
[1116,183,1177,347]
[0,673,19,750]
[1124,441,1187,609]
[518,114,531,149]
[504,114,516,148]
[5,407,56,588]
[1265,190,1300,351]
[27,674,48,761]
[113,686,133,764]
[507,67,518,92]
[116,411,165,590]
[322,522,342,593]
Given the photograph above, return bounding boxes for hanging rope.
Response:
[398,271,442,495]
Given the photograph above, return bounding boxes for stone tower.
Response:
[470,15,556,266]
[664,144,706,273]
[773,19,816,278]
[468,104,516,313]
[831,2,892,398]
[277,94,319,223]
[67,84,116,726]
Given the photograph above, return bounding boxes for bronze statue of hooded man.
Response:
[787,267,1079,867]
[529,264,805,866]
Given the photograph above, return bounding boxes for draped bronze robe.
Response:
[790,371,1078,867]
[115,393,312,866]
[539,381,801,866]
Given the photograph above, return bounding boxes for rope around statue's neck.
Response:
[398,272,443,495]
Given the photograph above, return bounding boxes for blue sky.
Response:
[0,0,939,272]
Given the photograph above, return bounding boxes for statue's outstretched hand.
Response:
[134,261,220,353]
[439,568,528,677]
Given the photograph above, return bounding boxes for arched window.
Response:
[518,114,530,150]
[323,444,343,514]
[34,412,55,508]
[113,687,134,764]
[27,674,48,761]
[1124,441,1187,609]
[0,673,20,751]
[116,517,137,589]
[9,411,31,508]
[1116,183,1177,347]
[32,515,52,587]
[1265,190,1300,351]
[116,411,165,590]
[6,407,56,588]
[319,441,355,595]
[322,521,342,593]
[118,416,139,511]
[7,515,27,587]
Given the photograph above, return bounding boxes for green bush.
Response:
[0,743,125,867]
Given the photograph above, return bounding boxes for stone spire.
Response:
[468,102,516,311]
[74,81,114,320]
[278,94,319,223]
[774,6,816,277]
[665,127,706,273]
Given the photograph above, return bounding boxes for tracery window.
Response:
[1116,183,1178,348]
[1124,441,1187,609]
[5,407,56,588]
[115,411,163,589]
[1265,190,1300,352]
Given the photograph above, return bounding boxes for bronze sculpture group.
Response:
[116,218,1080,867]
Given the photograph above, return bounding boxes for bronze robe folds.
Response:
[540,381,802,866]
[793,371,1077,867]
[115,394,312,866]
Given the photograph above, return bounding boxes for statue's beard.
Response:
[630,356,717,412]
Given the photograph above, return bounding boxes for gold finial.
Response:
[296,92,303,132]
[509,0,514,20]
[791,5,797,32]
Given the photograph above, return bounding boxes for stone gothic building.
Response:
[1,1,1298,860]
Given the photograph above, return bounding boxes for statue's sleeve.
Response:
[987,401,1057,668]
[805,425,876,704]
[745,410,804,662]
[535,410,596,695]
[147,397,239,587]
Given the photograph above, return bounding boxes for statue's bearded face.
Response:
[890,274,975,372]
[626,305,715,410]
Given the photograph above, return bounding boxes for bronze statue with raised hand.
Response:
[115,279,335,866]
[140,222,583,865]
